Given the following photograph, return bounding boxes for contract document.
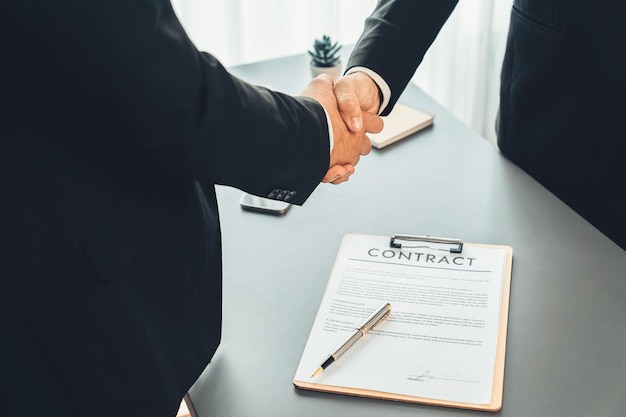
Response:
[294,233,513,411]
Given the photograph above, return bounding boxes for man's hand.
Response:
[334,71,381,133]
[300,74,383,184]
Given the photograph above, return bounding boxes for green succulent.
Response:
[308,35,342,67]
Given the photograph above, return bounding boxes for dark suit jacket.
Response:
[0,1,329,416]
[348,0,626,249]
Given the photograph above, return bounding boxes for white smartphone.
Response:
[239,193,291,215]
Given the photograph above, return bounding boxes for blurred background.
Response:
[171,0,511,146]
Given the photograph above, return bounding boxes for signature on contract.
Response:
[407,366,477,384]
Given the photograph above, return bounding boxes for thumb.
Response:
[362,111,384,134]
[334,82,364,132]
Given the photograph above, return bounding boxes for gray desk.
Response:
[188,52,626,417]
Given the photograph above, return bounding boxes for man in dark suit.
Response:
[0,1,382,416]
[335,0,626,249]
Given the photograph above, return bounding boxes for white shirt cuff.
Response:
[345,66,392,115]
[322,106,334,153]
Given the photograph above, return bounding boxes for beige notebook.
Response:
[368,103,434,149]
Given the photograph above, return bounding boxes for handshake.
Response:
[300,72,384,184]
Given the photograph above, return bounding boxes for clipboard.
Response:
[293,233,513,412]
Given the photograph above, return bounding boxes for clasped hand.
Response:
[300,72,382,184]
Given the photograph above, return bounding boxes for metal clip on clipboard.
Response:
[389,234,464,254]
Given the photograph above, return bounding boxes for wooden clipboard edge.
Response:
[468,242,513,412]
[293,235,513,412]
[293,379,498,412]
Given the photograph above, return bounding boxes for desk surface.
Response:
[188,52,626,417]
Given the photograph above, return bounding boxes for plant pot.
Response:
[310,63,342,80]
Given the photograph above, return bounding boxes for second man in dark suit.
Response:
[336,0,626,249]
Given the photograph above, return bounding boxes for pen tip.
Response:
[311,367,323,378]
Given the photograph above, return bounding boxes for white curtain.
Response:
[171,0,511,145]
[413,1,511,145]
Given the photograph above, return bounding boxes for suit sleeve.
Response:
[54,1,329,205]
[347,0,458,115]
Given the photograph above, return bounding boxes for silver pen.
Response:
[311,302,392,377]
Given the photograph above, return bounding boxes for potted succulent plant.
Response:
[308,34,342,80]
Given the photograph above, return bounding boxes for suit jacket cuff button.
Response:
[268,189,281,199]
